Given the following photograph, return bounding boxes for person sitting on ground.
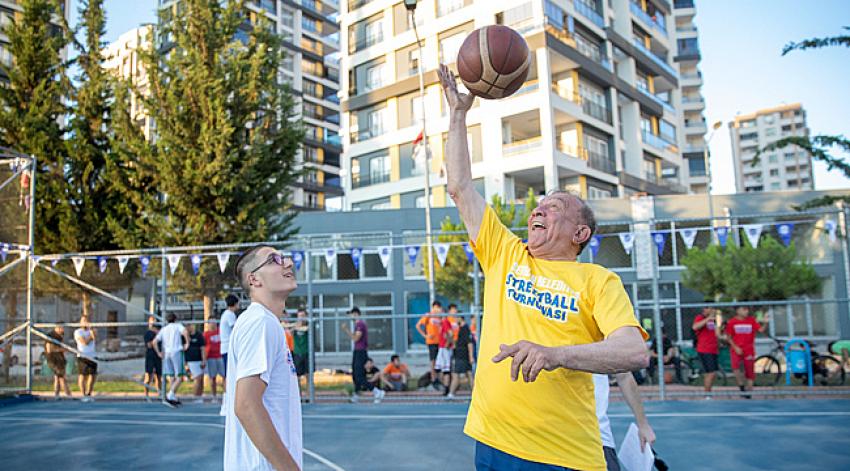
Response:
[381,355,410,391]
[647,331,683,384]
[364,357,381,391]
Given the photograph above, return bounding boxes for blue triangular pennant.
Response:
[292,251,304,271]
[97,256,107,273]
[351,248,362,271]
[463,243,474,263]
[589,235,601,258]
[652,232,667,256]
[406,245,420,267]
[776,223,794,247]
[715,227,729,247]
[140,256,150,276]
[191,254,202,275]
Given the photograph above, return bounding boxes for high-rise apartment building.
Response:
[672,0,708,193]
[340,0,701,211]
[102,25,155,140]
[0,0,72,79]
[730,103,813,193]
[156,0,343,211]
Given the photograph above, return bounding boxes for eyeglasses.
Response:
[250,252,291,274]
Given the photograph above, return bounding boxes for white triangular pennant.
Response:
[117,256,130,274]
[743,224,763,248]
[323,248,336,269]
[434,243,450,267]
[618,232,635,255]
[167,254,182,274]
[72,257,86,276]
[30,256,41,273]
[680,228,698,250]
[378,246,391,269]
[217,253,230,274]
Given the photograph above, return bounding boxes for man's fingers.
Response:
[491,343,516,363]
[526,357,545,382]
[510,348,529,382]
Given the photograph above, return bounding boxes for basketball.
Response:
[456,25,531,100]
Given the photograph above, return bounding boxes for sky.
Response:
[74,0,850,195]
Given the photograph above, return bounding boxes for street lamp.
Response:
[407,0,436,306]
[704,120,723,228]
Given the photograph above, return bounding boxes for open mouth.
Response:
[531,221,546,231]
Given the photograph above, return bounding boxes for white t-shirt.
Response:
[223,302,302,471]
[593,373,616,448]
[155,323,186,354]
[74,328,96,357]
[220,309,237,354]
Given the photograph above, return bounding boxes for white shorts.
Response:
[436,348,453,372]
[187,361,204,378]
[206,358,225,378]
[162,351,185,377]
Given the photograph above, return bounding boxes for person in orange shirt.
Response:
[416,300,444,387]
[381,354,410,391]
[447,304,461,342]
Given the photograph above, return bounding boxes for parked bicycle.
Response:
[754,336,845,386]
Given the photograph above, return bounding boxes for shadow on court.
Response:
[0,398,848,470]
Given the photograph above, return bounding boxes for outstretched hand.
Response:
[437,64,474,114]
[492,341,562,382]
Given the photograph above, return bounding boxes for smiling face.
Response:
[526,193,591,260]
[247,247,297,298]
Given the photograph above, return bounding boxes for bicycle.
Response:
[754,336,845,386]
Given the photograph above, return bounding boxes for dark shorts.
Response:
[699,352,719,373]
[428,344,439,362]
[46,353,66,377]
[603,446,620,471]
[475,441,576,470]
[294,353,308,376]
[453,356,472,374]
[77,357,98,376]
[145,354,162,376]
[222,353,228,377]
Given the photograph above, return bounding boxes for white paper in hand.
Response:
[617,422,654,471]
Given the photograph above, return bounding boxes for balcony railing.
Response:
[350,126,383,143]
[551,83,581,104]
[636,85,674,113]
[631,38,678,78]
[503,136,543,155]
[629,2,667,37]
[581,99,613,124]
[558,144,616,175]
[348,0,369,11]
[514,80,539,96]
[351,31,383,53]
[642,130,674,151]
[352,171,391,189]
[573,0,604,29]
[674,0,695,8]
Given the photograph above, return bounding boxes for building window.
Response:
[768,154,778,164]
[436,0,465,17]
[769,168,779,177]
[588,186,612,200]
[765,127,777,137]
[688,157,706,177]
[349,14,383,54]
[439,31,466,64]
[350,104,388,142]
[643,158,657,183]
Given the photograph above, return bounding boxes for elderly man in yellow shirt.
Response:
[438,64,649,471]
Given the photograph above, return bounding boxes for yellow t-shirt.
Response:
[464,206,647,471]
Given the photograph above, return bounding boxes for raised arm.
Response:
[437,64,486,242]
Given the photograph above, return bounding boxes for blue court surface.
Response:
[0,398,848,470]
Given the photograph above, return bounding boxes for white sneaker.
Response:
[704,395,712,400]
[445,393,455,401]
[80,397,91,403]
[350,394,359,403]
[194,398,204,404]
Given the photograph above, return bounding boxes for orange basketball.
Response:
[456,25,531,100]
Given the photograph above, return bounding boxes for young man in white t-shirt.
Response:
[74,316,98,402]
[219,294,240,380]
[153,313,189,406]
[594,373,656,470]
[223,244,302,471]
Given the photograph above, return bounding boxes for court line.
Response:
[0,416,346,470]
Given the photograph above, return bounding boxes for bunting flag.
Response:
[463,243,475,263]
[290,251,303,272]
[217,253,230,274]
[679,228,698,250]
[97,256,107,273]
[191,254,202,275]
[323,248,336,269]
[743,224,763,248]
[435,243,450,267]
[715,227,729,247]
[589,235,601,258]
[30,256,41,273]
[618,233,635,255]
[652,231,667,256]
[406,245,420,267]
[51,258,59,267]
[825,220,837,243]
[0,243,7,262]
[117,256,130,274]
[378,246,391,269]
[167,254,182,275]
[72,256,86,276]
[140,256,150,276]
[776,223,794,247]
[351,248,362,271]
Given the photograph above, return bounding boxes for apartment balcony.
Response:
[673,0,695,20]
[582,100,613,125]
[347,0,368,11]
[503,136,543,156]
[350,126,383,144]
[573,0,605,29]
[684,120,707,135]
[642,129,677,153]
[675,46,701,62]
[631,38,678,78]
[350,32,383,54]
[681,96,705,111]
[637,86,675,114]
[556,143,617,175]
[680,71,703,87]
[675,24,698,39]
[351,171,391,189]
[630,2,668,38]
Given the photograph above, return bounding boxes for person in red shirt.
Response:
[203,321,224,401]
[725,305,770,397]
[692,308,721,398]
[435,314,455,393]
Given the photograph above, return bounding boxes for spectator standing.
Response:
[143,316,163,401]
[341,307,384,403]
[219,294,239,379]
[692,308,721,398]
[204,320,224,401]
[292,308,310,381]
[416,301,444,388]
[45,323,72,399]
[74,316,98,402]
[153,313,190,406]
[185,322,207,404]
[447,316,475,400]
[726,306,769,398]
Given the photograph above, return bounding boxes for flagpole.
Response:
[411,8,436,306]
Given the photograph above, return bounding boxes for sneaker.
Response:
[445,393,455,401]
[350,394,359,403]
[162,399,177,409]
[704,395,712,400]
[167,392,177,402]
[193,398,204,404]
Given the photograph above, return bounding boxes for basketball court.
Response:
[1,397,848,470]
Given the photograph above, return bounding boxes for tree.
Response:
[428,189,538,304]
[112,0,303,321]
[681,237,821,303]
[754,26,850,210]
